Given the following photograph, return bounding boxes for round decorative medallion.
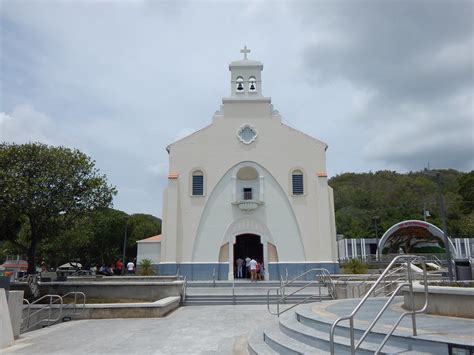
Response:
[237,124,258,144]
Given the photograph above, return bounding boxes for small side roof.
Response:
[137,234,162,243]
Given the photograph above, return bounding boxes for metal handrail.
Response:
[60,292,86,314]
[371,265,405,297]
[22,294,63,332]
[232,277,236,305]
[181,276,187,304]
[329,255,429,355]
[22,292,86,333]
[267,268,334,317]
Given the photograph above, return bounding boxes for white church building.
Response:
[155,48,339,280]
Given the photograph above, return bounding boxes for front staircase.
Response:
[248,298,473,354]
[184,280,333,306]
[248,256,474,354]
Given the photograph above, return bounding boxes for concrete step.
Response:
[262,321,328,354]
[187,281,324,288]
[184,295,332,306]
[247,328,278,355]
[294,303,447,354]
[249,298,455,354]
[279,312,409,354]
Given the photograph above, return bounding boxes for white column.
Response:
[228,238,234,280]
[264,240,269,280]
[361,239,366,260]
[455,238,461,257]
[465,238,471,258]
[351,239,356,258]
[344,239,348,259]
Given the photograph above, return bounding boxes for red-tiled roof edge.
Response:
[137,234,162,242]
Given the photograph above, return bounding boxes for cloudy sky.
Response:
[1,0,473,218]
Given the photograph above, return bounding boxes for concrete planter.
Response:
[22,296,181,331]
[404,283,474,318]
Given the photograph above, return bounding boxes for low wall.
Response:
[67,276,181,282]
[403,283,474,318]
[11,280,183,301]
[75,296,180,319]
[22,296,181,330]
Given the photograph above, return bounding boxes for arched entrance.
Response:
[234,233,263,279]
[378,220,457,257]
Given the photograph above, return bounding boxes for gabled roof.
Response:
[281,123,328,150]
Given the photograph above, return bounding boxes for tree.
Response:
[459,170,474,213]
[329,169,468,239]
[125,214,162,259]
[0,143,117,273]
[34,208,162,269]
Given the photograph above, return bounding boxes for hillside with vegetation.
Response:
[329,170,473,239]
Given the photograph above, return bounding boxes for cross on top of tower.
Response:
[240,45,251,60]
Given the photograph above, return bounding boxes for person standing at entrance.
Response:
[249,258,257,282]
[236,257,244,278]
[245,257,251,278]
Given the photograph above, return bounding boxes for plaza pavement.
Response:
[3,305,275,355]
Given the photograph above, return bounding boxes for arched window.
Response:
[192,170,204,196]
[236,77,244,92]
[292,170,304,195]
[248,77,257,92]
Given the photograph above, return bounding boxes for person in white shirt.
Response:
[249,258,257,282]
[126,261,135,274]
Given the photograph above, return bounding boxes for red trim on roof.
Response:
[137,234,162,242]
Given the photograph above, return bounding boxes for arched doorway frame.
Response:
[378,219,457,258]
[222,216,275,280]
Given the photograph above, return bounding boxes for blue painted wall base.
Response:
[155,262,340,280]
[267,262,340,281]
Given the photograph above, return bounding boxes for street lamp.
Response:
[372,216,380,261]
[424,169,454,281]
[121,219,129,275]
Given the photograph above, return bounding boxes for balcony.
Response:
[233,199,263,211]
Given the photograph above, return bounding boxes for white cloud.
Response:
[0,104,61,145]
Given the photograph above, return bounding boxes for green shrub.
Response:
[341,259,368,274]
[138,259,155,276]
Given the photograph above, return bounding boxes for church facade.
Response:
[158,48,339,280]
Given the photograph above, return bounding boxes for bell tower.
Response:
[229,46,265,99]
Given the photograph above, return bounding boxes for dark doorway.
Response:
[234,234,263,279]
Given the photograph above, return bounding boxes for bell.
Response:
[250,83,255,91]
[237,83,244,91]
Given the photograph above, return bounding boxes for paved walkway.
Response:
[4,305,275,355]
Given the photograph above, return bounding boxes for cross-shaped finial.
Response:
[240,45,251,60]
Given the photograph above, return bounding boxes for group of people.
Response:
[235,257,264,281]
[98,258,135,276]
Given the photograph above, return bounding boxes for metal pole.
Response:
[350,317,355,355]
[436,173,454,281]
[373,216,380,261]
[121,220,128,275]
